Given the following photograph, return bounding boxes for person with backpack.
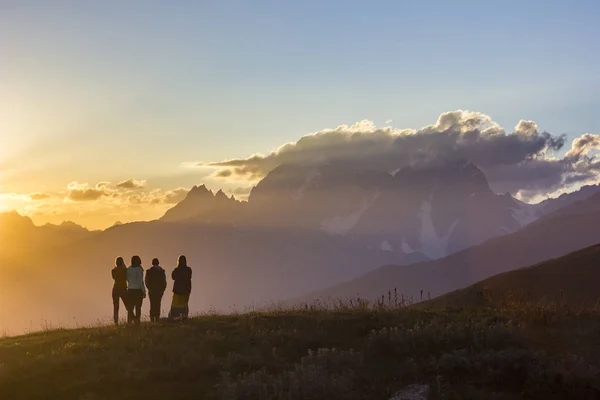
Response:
[111,256,128,325]
[126,255,146,325]
[145,258,167,322]
[168,255,192,321]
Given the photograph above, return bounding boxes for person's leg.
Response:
[112,288,119,325]
[134,290,142,324]
[149,293,158,322]
[138,290,143,324]
[127,290,135,324]
[157,292,163,321]
[183,294,190,321]
[119,289,129,318]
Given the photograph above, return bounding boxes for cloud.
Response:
[233,186,253,195]
[116,178,146,189]
[564,134,600,161]
[95,181,111,189]
[162,188,189,204]
[199,110,600,197]
[230,186,254,200]
[67,188,107,202]
[214,169,233,178]
[27,192,52,201]
[61,180,190,206]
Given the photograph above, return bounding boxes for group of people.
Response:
[111,254,192,325]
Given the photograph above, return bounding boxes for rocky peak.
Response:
[215,189,229,200]
[188,184,213,197]
[161,184,244,222]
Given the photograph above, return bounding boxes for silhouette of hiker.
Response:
[145,258,167,322]
[168,255,192,321]
[126,255,146,325]
[111,256,128,325]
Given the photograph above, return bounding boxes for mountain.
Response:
[246,163,392,232]
[160,162,600,261]
[349,160,525,258]
[161,185,244,223]
[291,192,600,306]
[245,160,526,259]
[0,211,92,258]
[429,242,600,308]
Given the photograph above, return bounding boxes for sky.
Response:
[1,0,600,229]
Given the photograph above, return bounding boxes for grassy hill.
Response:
[429,243,600,308]
[2,303,600,399]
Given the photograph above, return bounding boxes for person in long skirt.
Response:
[168,255,192,321]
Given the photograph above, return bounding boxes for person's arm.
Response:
[161,270,167,292]
[144,270,150,291]
[139,269,146,296]
[111,268,116,280]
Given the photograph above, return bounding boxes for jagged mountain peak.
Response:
[189,184,213,197]
[161,184,243,222]
[215,189,228,200]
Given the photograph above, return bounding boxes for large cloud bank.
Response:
[203,110,600,200]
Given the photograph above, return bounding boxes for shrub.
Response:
[215,348,362,400]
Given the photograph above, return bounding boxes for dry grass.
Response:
[1,300,600,399]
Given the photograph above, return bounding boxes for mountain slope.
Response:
[534,184,600,217]
[292,193,600,305]
[429,242,600,308]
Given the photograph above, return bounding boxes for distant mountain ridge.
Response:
[0,211,92,258]
[160,160,597,260]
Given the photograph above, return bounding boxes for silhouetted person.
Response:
[111,256,128,325]
[168,255,192,321]
[145,258,167,322]
[127,255,146,325]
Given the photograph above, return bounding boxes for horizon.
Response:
[1,171,598,232]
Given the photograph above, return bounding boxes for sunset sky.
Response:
[1,1,600,229]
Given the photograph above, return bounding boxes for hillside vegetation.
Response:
[1,302,600,399]
[430,243,600,309]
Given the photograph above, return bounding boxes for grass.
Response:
[1,301,600,399]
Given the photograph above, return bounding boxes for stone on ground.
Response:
[389,384,430,400]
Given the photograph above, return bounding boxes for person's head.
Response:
[152,258,159,266]
[131,255,142,267]
[115,256,125,268]
[177,255,187,268]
